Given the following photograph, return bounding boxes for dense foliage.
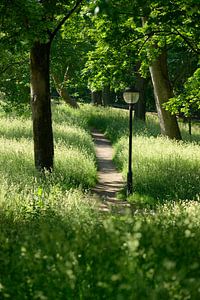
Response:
[1,0,199,115]
[166,67,200,117]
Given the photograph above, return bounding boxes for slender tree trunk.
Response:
[30,41,54,171]
[149,50,182,140]
[91,90,102,105]
[52,73,79,108]
[102,85,112,106]
[134,66,147,122]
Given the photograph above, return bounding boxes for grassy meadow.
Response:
[1,103,200,299]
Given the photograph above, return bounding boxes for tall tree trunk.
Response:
[52,73,79,108]
[149,50,182,140]
[134,66,147,122]
[30,41,54,171]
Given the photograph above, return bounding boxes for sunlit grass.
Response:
[1,104,200,299]
[0,112,97,195]
[75,104,200,202]
[114,135,200,201]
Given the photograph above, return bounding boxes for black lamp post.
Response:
[123,87,139,196]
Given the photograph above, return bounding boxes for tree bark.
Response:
[30,41,54,171]
[102,85,112,106]
[52,72,79,108]
[91,90,102,105]
[149,50,182,140]
[134,67,147,122]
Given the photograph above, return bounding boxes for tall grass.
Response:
[1,104,200,299]
[0,114,97,192]
[2,193,200,299]
[77,104,200,202]
[115,135,200,202]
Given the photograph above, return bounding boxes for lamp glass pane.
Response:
[123,92,139,104]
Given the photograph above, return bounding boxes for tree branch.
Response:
[173,28,200,55]
[137,34,152,54]
[136,29,200,54]
[49,0,84,42]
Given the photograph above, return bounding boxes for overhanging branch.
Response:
[173,28,200,55]
[49,0,84,42]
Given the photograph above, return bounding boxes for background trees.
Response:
[0,49,29,114]
[88,0,199,139]
[51,11,92,107]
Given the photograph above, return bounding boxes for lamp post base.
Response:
[127,171,133,196]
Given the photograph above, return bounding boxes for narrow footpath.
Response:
[91,130,130,213]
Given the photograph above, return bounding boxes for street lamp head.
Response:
[123,87,139,104]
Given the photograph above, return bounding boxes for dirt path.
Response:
[91,130,130,213]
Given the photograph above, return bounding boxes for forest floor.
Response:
[91,130,131,214]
